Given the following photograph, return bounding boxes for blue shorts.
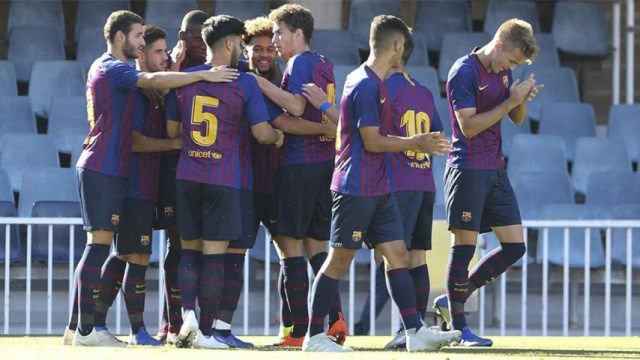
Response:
[274,161,332,241]
[330,192,404,250]
[395,191,435,251]
[154,152,178,229]
[76,167,127,232]
[444,166,522,234]
[116,198,154,255]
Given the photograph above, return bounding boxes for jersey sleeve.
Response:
[425,90,443,133]
[285,55,313,95]
[109,61,140,90]
[353,80,381,128]
[165,90,180,122]
[132,93,146,132]
[447,64,477,111]
[241,76,270,126]
[265,98,284,122]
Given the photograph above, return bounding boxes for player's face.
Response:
[229,36,244,68]
[492,43,527,73]
[391,35,405,68]
[272,21,295,60]
[184,26,206,64]
[143,38,169,72]
[123,23,145,60]
[247,35,277,73]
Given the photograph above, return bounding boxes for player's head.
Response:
[400,31,414,67]
[138,25,168,72]
[104,10,145,60]
[244,16,278,75]
[369,15,410,66]
[202,15,246,68]
[180,10,208,65]
[489,18,539,73]
[268,4,313,60]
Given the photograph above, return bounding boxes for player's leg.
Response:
[93,253,126,330]
[410,191,436,323]
[161,226,181,342]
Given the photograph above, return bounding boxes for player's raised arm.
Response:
[254,74,306,116]
[508,73,543,125]
[136,66,239,90]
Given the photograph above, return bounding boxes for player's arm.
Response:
[301,83,338,124]
[508,74,542,125]
[165,91,182,139]
[272,113,335,138]
[132,131,181,152]
[136,67,239,90]
[251,122,284,146]
[254,75,306,116]
[360,127,449,155]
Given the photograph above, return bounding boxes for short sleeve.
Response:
[353,80,381,128]
[240,75,270,126]
[108,61,139,90]
[265,98,284,121]
[165,90,179,122]
[431,102,443,133]
[447,64,477,111]
[284,55,313,95]
[132,93,146,132]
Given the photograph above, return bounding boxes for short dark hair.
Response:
[401,32,414,65]
[104,10,144,43]
[202,15,246,48]
[369,15,411,53]
[269,4,314,44]
[144,25,166,48]
[181,10,208,31]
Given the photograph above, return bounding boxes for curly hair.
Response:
[243,16,274,44]
[268,3,313,43]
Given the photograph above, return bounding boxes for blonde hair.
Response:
[244,16,274,44]
[495,18,539,63]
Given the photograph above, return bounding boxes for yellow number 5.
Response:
[190,95,219,147]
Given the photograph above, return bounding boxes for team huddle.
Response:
[63,3,542,353]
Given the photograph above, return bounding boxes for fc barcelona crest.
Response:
[111,214,120,226]
[461,211,473,223]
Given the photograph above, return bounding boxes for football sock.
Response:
[94,254,126,327]
[309,252,343,325]
[178,249,201,311]
[308,273,338,337]
[198,254,225,336]
[123,262,147,333]
[447,245,475,330]
[283,257,309,338]
[216,253,245,325]
[467,242,526,296]
[163,237,182,331]
[77,243,110,336]
[278,260,293,328]
[410,264,430,322]
[386,268,421,331]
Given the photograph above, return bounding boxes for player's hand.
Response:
[170,40,187,71]
[199,66,239,83]
[171,137,182,150]
[413,132,451,155]
[321,118,337,139]
[274,129,285,148]
[508,75,535,107]
[302,83,328,110]
[525,74,544,102]
[141,88,164,106]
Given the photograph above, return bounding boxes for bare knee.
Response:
[118,253,150,266]
[409,250,427,268]
[181,239,202,251]
[304,238,327,258]
[274,236,304,258]
[323,248,356,279]
[202,240,229,255]
[87,230,114,245]
[451,228,478,246]
[377,241,409,270]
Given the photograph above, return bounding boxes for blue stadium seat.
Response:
[608,104,640,164]
[31,201,86,263]
[572,137,631,195]
[538,102,596,161]
[414,0,471,52]
[56,131,87,158]
[433,203,446,220]
[0,62,18,96]
[434,97,451,136]
[611,205,640,268]
[508,134,567,175]
[249,224,279,263]
[214,0,269,19]
[0,96,36,134]
[585,171,640,206]
[0,202,21,263]
[438,33,491,81]
[431,156,446,206]
[406,66,439,96]
[312,30,360,65]
[77,28,107,72]
[519,67,579,121]
[536,204,605,268]
[552,1,609,57]
[8,26,65,83]
[511,171,574,219]
[483,0,540,35]
[354,247,373,265]
[48,96,88,135]
[333,65,353,103]
[0,170,12,204]
[29,61,86,119]
[144,0,198,32]
[406,32,430,67]
[18,168,78,218]
[501,116,530,158]
[0,135,60,192]
[75,0,129,37]
[348,0,401,46]
[9,0,65,33]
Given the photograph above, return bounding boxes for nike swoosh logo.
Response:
[479,85,489,91]
[380,97,386,104]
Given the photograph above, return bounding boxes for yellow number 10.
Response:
[401,110,431,161]
[190,95,219,147]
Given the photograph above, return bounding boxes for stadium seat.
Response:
[508,134,567,175]
[312,30,360,65]
[413,0,471,52]
[501,116,530,158]
[406,32,430,67]
[8,0,65,34]
[572,137,631,195]
[431,156,446,206]
[0,134,60,192]
[0,96,36,134]
[48,96,88,135]
[433,203,446,220]
[608,104,640,164]
[536,204,605,268]
[406,66,439,96]
[519,67,579,121]
[438,33,491,81]
[348,0,401,46]
[0,202,21,263]
[511,171,574,219]
[18,168,78,218]
[29,61,86,119]
[214,0,269,20]
[31,201,86,263]
[56,131,87,159]
[77,28,107,72]
[538,102,596,161]
[585,171,640,207]
[0,62,18,96]
[144,0,198,32]
[75,0,129,37]
[333,65,353,102]
[552,1,609,57]
[434,97,451,136]
[483,0,541,35]
[8,26,66,83]
[249,224,279,263]
[611,205,640,268]
[0,170,12,204]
